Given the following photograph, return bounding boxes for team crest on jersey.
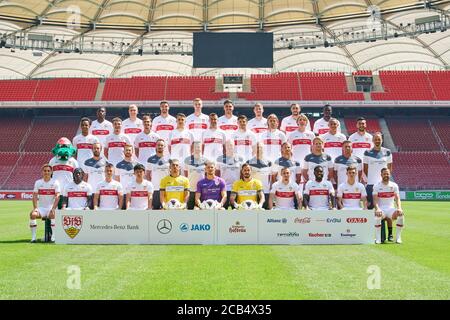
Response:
[62,215,83,239]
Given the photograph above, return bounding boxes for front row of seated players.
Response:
[30,161,404,243]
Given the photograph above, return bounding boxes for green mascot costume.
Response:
[52,137,77,161]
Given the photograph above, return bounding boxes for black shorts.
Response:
[187,191,196,210]
[152,190,162,210]
[366,184,374,209]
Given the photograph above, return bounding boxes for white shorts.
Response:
[36,207,51,218]
[342,207,363,211]
[380,207,397,219]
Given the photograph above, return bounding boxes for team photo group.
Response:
[30,99,404,244]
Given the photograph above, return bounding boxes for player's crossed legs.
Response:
[375,208,404,244]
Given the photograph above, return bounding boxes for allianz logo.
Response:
[267,218,288,224]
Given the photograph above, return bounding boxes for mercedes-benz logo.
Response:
[157,219,172,234]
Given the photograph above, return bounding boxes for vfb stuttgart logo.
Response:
[63,216,83,239]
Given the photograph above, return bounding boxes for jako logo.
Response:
[326,218,341,223]
[180,223,189,232]
[191,224,211,231]
[346,217,367,223]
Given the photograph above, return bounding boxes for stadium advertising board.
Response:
[406,191,450,201]
[55,210,375,245]
[0,191,33,200]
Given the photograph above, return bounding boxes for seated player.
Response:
[61,168,93,210]
[126,164,153,210]
[373,168,404,244]
[195,160,227,210]
[230,163,264,210]
[336,166,368,210]
[268,167,302,210]
[160,159,190,210]
[303,166,335,210]
[29,164,61,243]
[94,163,124,210]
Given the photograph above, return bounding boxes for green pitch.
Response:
[0,201,449,300]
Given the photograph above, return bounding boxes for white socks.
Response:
[375,217,382,243]
[396,215,404,242]
[30,219,37,240]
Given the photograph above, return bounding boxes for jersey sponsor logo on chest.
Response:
[275,191,295,198]
[204,138,223,144]
[166,185,184,192]
[324,141,343,148]
[292,139,311,145]
[156,124,174,131]
[234,140,251,146]
[310,189,329,196]
[352,142,371,148]
[53,165,75,172]
[171,138,191,145]
[139,141,156,148]
[108,141,126,148]
[263,139,282,145]
[124,128,142,134]
[100,189,119,196]
[131,191,148,197]
[38,189,56,195]
[252,127,267,133]
[77,143,93,149]
[238,190,257,196]
[220,124,238,131]
[188,123,207,130]
[67,191,87,198]
[285,126,298,132]
[342,193,361,199]
[378,192,395,198]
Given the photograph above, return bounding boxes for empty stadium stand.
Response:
[426,71,450,101]
[33,78,99,101]
[102,76,166,101]
[344,117,381,135]
[238,73,301,101]
[165,76,228,100]
[430,118,450,151]
[0,117,32,152]
[0,152,20,188]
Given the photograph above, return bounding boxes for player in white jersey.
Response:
[313,104,341,135]
[336,166,367,210]
[320,118,347,162]
[122,104,143,145]
[287,114,315,166]
[334,141,362,187]
[146,139,170,210]
[168,113,194,167]
[151,101,177,150]
[363,132,393,209]
[104,117,131,166]
[49,137,79,193]
[303,166,335,210]
[62,168,93,210]
[90,107,113,150]
[373,168,404,244]
[202,113,226,161]
[302,137,334,182]
[186,98,209,142]
[281,103,311,134]
[231,115,257,162]
[126,164,154,210]
[94,163,124,210]
[259,114,287,163]
[115,145,138,197]
[184,142,208,209]
[218,99,238,139]
[247,102,267,139]
[73,117,100,166]
[348,117,373,161]
[247,142,273,209]
[83,142,107,190]
[272,142,302,184]
[269,167,302,210]
[29,164,61,242]
[134,114,160,165]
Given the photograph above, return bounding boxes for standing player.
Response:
[218,99,238,139]
[269,167,302,210]
[151,101,177,150]
[313,104,341,135]
[184,142,208,209]
[29,164,60,242]
[73,117,100,167]
[146,139,170,210]
[287,114,315,167]
[115,145,138,197]
[303,166,335,210]
[61,168,93,210]
[259,114,287,163]
[302,137,334,182]
[83,142,107,190]
[93,163,124,210]
[230,163,265,210]
[126,164,153,210]
[195,161,227,209]
[320,118,347,162]
[104,117,131,166]
[168,113,194,167]
[364,132,393,209]
[281,103,311,134]
[334,141,362,187]
[134,114,160,165]
[247,143,273,209]
[336,166,367,210]
[186,98,209,142]
[160,159,190,210]
[122,104,143,146]
[90,107,113,152]
[272,142,302,184]
[202,113,226,162]
[247,103,267,140]
[231,115,257,162]
[373,168,404,244]
[216,140,245,209]
[349,117,373,161]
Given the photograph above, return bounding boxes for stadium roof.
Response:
[0,1,450,78]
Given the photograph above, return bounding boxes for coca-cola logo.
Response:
[294,217,311,224]
[346,217,368,223]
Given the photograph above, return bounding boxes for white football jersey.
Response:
[63,181,93,210]
[349,132,373,161]
[115,160,137,192]
[218,115,238,139]
[49,157,79,190]
[334,155,362,187]
[90,119,113,147]
[146,155,170,191]
[169,129,194,165]
[302,153,334,182]
[33,178,61,209]
[231,129,257,162]
[134,131,160,165]
[320,132,347,162]
[184,155,207,191]
[72,134,100,167]
[363,148,393,185]
[186,113,209,142]
[201,128,226,161]
[122,118,143,145]
[247,158,273,193]
[248,117,268,139]
[104,133,131,166]
[126,179,154,210]
[96,180,124,210]
[151,115,177,142]
[337,181,367,209]
[373,181,399,210]
[216,155,244,191]
[258,129,287,163]
[313,117,341,135]
[304,180,334,210]
[281,115,311,133]
[271,180,301,209]
[287,130,315,166]
[82,157,107,191]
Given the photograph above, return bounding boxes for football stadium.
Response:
[0,0,449,303]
